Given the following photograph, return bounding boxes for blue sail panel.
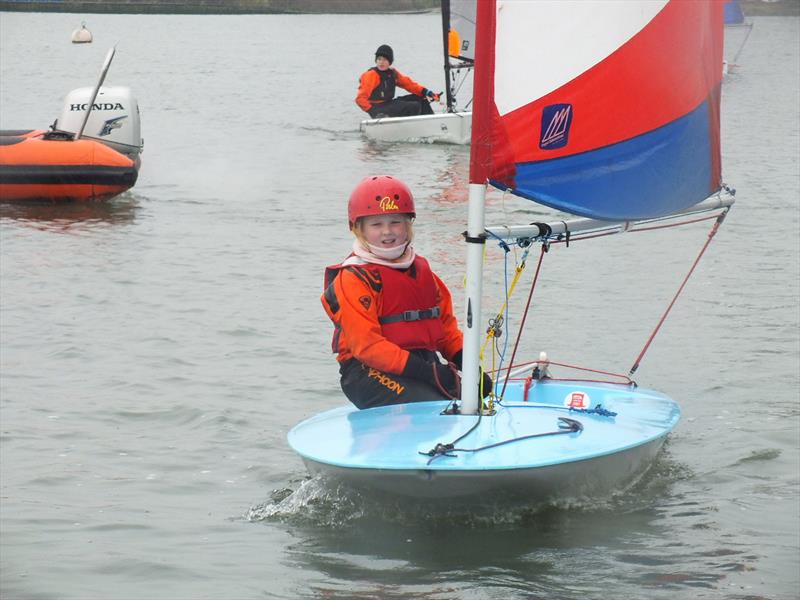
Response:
[492,99,716,221]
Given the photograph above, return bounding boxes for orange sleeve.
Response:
[432,272,463,361]
[332,267,412,374]
[394,70,426,97]
[356,69,379,112]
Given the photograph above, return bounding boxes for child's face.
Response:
[360,214,409,247]
[375,56,391,71]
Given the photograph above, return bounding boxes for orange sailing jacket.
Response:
[355,67,427,112]
[322,256,463,375]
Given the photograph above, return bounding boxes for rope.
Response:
[432,361,461,401]
[420,417,583,464]
[499,244,548,399]
[628,210,729,376]
[486,343,496,414]
[498,402,618,418]
[472,203,729,402]
[507,359,634,386]
[481,234,533,397]
[423,409,485,462]
[732,22,754,65]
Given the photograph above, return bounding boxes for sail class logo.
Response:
[379,196,399,211]
[540,103,573,150]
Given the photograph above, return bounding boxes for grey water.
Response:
[0,11,798,600]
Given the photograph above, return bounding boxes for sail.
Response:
[470,0,725,221]
[446,0,476,63]
[724,0,746,25]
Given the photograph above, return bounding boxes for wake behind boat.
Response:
[359,0,474,144]
[0,48,142,203]
[292,1,733,502]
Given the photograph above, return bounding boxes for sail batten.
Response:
[471,0,725,220]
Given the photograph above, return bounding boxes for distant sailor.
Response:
[355,44,440,119]
[321,175,492,409]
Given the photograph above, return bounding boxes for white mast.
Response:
[460,182,487,414]
[460,0,494,415]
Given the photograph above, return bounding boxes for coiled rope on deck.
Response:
[420,417,584,465]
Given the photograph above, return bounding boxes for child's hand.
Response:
[426,90,442,102]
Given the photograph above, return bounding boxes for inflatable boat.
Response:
[0,49,143,203]
[0,128,139,202]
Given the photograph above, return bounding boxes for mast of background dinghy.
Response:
[441,0,455,112]
[460,0,496,415]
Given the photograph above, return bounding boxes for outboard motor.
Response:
[54,86,143,158]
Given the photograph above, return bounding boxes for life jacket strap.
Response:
[379,306,440,325]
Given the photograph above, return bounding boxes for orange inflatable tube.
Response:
[0,130,138,202]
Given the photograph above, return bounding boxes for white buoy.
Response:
[71,22,92,44]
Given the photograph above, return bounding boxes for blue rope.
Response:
[494,401,618,418]
[484,232,533,379]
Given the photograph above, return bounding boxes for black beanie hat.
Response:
[375,44,394,64]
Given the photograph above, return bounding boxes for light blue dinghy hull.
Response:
[288,380,680,500]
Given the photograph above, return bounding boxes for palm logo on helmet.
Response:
[348,175,416,229]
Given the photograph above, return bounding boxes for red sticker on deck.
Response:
[564,391,590,409]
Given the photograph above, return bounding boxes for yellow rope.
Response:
[480,248,530,355]
[466,228,529,413]
[478,244,532,411]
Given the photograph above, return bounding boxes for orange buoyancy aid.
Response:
[322,256,444,354]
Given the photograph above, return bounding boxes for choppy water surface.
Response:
[1,12,798,600]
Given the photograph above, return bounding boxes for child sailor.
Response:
[322,175,491,409]
[355,44,440,119]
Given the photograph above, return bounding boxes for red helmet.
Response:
[347,175,416,228]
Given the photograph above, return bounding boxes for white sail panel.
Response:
[494,0,668,116]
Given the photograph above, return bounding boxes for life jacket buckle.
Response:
[379,306,440,325]
[401,307,440,321]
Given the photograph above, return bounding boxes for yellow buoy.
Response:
[71,22,92,44]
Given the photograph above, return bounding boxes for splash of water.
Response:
[244,460,685,530]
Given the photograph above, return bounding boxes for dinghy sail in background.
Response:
[292,0,734,501]
[359,0,474,144]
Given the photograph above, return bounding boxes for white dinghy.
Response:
[293,1,734,502]
[359,0,474,144]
